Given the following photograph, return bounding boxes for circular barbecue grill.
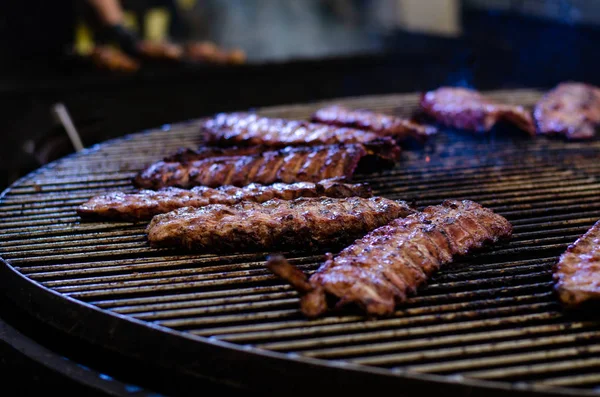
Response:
[2,90,600,396]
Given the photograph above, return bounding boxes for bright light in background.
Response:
[394,0,462,37]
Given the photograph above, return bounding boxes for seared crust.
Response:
[133,142,400,189]
[146,197,415,251]
[77,179,372,221]
[202,112,382,147]
[268,200,512,317]
[554,219,600,307]
[420,87,536,135]
[534,82,600,140]
[311,105,437,143]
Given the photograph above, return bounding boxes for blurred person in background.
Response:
[0,0,245,75]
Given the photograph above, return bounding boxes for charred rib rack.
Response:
[201,112,382,147]
[268,200,512,317]
[146,196,415,252]
[311,105,436,143]
[77,179,371,221]
[554,219,600,307]
[133,141,400,189]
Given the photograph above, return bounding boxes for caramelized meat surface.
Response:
[554,220,600,307]
[202,112,382,147]
[89,46,140,72]
[137,40,183,61]
[311,105,437,143]
[420,87,536,135]
[146,197,415,251]
[133,141,400,189]
[185,41,246,64]
[534,82,600,140]
[77,179,371,221]
[267,200,512,317]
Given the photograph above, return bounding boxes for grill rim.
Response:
[0,256,588,396]
[0,90,597,395]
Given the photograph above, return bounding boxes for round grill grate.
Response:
[2,90,600,395]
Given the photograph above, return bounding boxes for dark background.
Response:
[2,0,600,395]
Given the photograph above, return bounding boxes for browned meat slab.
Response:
[534,82,600,140]
[267,200,512,317]
[146,197,415,252]
[420,87,536,135]
[133,141,400,189]
[311,105,437,143]
[201,112,382,147]
[89,46,140,72]
[185,41,246,64]
[554,220,600,307]
[77,179,371,221]
[163,146,265,163]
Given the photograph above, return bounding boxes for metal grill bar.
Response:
[306,321,596,360]
[217,307,560,346]
[363,327,600,366]
[102,282,547,317]
[449,356,600,380]
[56,263,549,297]
[536,373,600,387]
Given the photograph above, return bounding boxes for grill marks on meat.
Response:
[146,197,415,252]
[202,112,382,147]
[534,82,600,140]
[267,200,512,317]
[420,87,536,135]
[311,105,437,143]
[77,179,371,221]
[554,220,600,307]
[133,142,400,189]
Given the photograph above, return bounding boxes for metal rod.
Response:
[52,103,85,152]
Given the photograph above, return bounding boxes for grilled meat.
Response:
[163,146,265,163]
[420,87,536,135]
[77,179,371,221]
[554,219,600,307]
[90,46,140,72]
[534,82,600,140]
[311,105,437,143]
[134,141,400,189]
[267,200,512,317]
[185,41,246,64]
[202,112,382,147]
[146,197,415,252]
[137,40,183,61]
